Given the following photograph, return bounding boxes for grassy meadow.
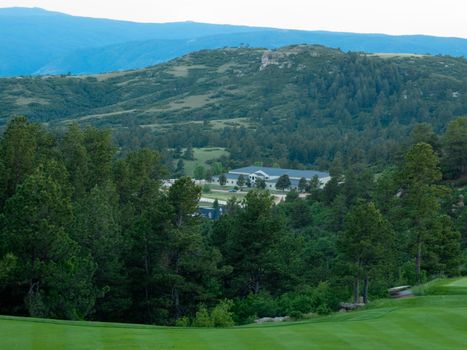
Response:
[181,147,229,177]
[1,278,466,350]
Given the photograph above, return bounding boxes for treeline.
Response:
[0,117,465,326]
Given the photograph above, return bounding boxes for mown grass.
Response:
[201,191,246,202]
[181,147,229,177]
[1,278,466,349]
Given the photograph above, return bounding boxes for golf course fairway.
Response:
[1,278,466,350]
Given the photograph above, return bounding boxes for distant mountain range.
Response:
[1,7,467,76]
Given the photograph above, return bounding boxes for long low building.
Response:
[213,165,330,190]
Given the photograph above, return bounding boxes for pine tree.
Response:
[339,202,394,304]
[236,174,246,189]
[1,166,97,319]
[275,174,291,191]
[213,190,283,295]
[298,177,308,192]
[219,173,227,186]
[441,117,467,179]
[183,145,195,160]
[175,159,185,178]
[193,164,205,180]
[255,178,266,189]
[398,143,443,281]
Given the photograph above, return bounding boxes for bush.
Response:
[211,299,234,327]
[193,305,212,327]
[202,184,211,193]
[312,282,339,311]
[277,292,314,315]
[233,292,279,324]
[175,316,191,327]
[316,304,331,315]
[289,310,304,320]
[285,190,299,202]
[192,300,235,327]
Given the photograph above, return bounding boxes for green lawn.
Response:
[179,147,229,177]
[202,191,246,202]
[449,278,467,287]
[1,278,466,350]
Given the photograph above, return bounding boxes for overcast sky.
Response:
[1,0,466,38]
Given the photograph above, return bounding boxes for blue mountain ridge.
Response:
[1,7,466,76]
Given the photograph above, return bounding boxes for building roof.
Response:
[224,173,241,180]
[229,166,329,179]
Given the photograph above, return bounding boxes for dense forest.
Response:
[0,117,465,326]
[0,45,466,171]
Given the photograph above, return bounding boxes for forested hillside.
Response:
[1,45,466,170]
[0,117,465,326]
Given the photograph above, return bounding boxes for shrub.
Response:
[316,304,331,315]
[211,299,235,327]
[285,190,299,202]
[233,292,279,324]
[175,316,191,327]
[277,292,314,315]
[193,305,212,327]
[289,310,304,320]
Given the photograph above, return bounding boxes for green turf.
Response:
[448,278,467,287]
[179,147,229,177]
[1,278,466,349]
[202,191,246,202]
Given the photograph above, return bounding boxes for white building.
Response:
[214,166,331,190]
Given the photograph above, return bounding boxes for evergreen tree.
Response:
[0,117,50,202]
[213,190,283,295]
[441,117,467,179]
[175,159,185,178]
[398,143,443,281]
[168,177,201,227]
[174,145,182,158]
[275,174,291,191]
[298,177,308,193]
[339,202,394,304]
[72,182,129,321]
[183,145,195,160]
[1,167,97,319]
[82,127,116,189]
[60,123,89,199]
[410,123,439,151]
[424,215,462,276]
[236,175,246,189]
[193,164,205,180]
[211,162,223,176]
[219,173,227,186]
[205,168,213,182]
[255,178,266,189]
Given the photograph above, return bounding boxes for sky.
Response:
[1,0,466,38]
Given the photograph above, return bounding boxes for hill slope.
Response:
[1,45,465,126]
[1,7,467,76]
[0,45,466,166]
[1,278,466,349]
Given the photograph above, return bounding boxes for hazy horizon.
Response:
[0,0,466,39]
